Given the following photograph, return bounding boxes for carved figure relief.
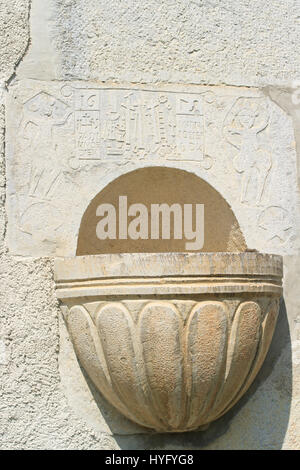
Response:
[21,91,71,147]
[223,97,271,206]
[18,92,72,240]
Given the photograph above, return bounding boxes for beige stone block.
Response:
[55,252,283,433]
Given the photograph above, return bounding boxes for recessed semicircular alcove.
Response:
[76,166,247,255]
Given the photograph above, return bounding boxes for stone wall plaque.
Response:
[6,80,299,256]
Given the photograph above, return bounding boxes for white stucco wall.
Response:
[0,0,299,449]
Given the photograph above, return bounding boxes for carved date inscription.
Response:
[62,87,207,165]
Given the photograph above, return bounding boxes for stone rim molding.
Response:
[55,252,283,433]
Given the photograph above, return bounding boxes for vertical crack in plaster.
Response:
[0,96,6,250]
[5,0,32,89]
[1,1,32,250]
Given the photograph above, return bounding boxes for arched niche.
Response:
[76,167,247,255]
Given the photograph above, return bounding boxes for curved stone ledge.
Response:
[55,252,283,281]
[55,252,283,433]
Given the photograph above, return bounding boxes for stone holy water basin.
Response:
[54,252,283,433]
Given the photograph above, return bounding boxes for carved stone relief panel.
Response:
[6,80,298,256]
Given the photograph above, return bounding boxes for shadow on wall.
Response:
[81,298,291,450]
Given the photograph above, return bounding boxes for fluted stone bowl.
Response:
[54,252,283,433]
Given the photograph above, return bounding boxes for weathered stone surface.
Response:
[19,0,300,87]
[6,80,298,256]
[55,252,283,432]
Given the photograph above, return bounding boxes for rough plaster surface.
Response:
[18,0,300,87]
[0,0,30,84]
[0,0,299,450]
